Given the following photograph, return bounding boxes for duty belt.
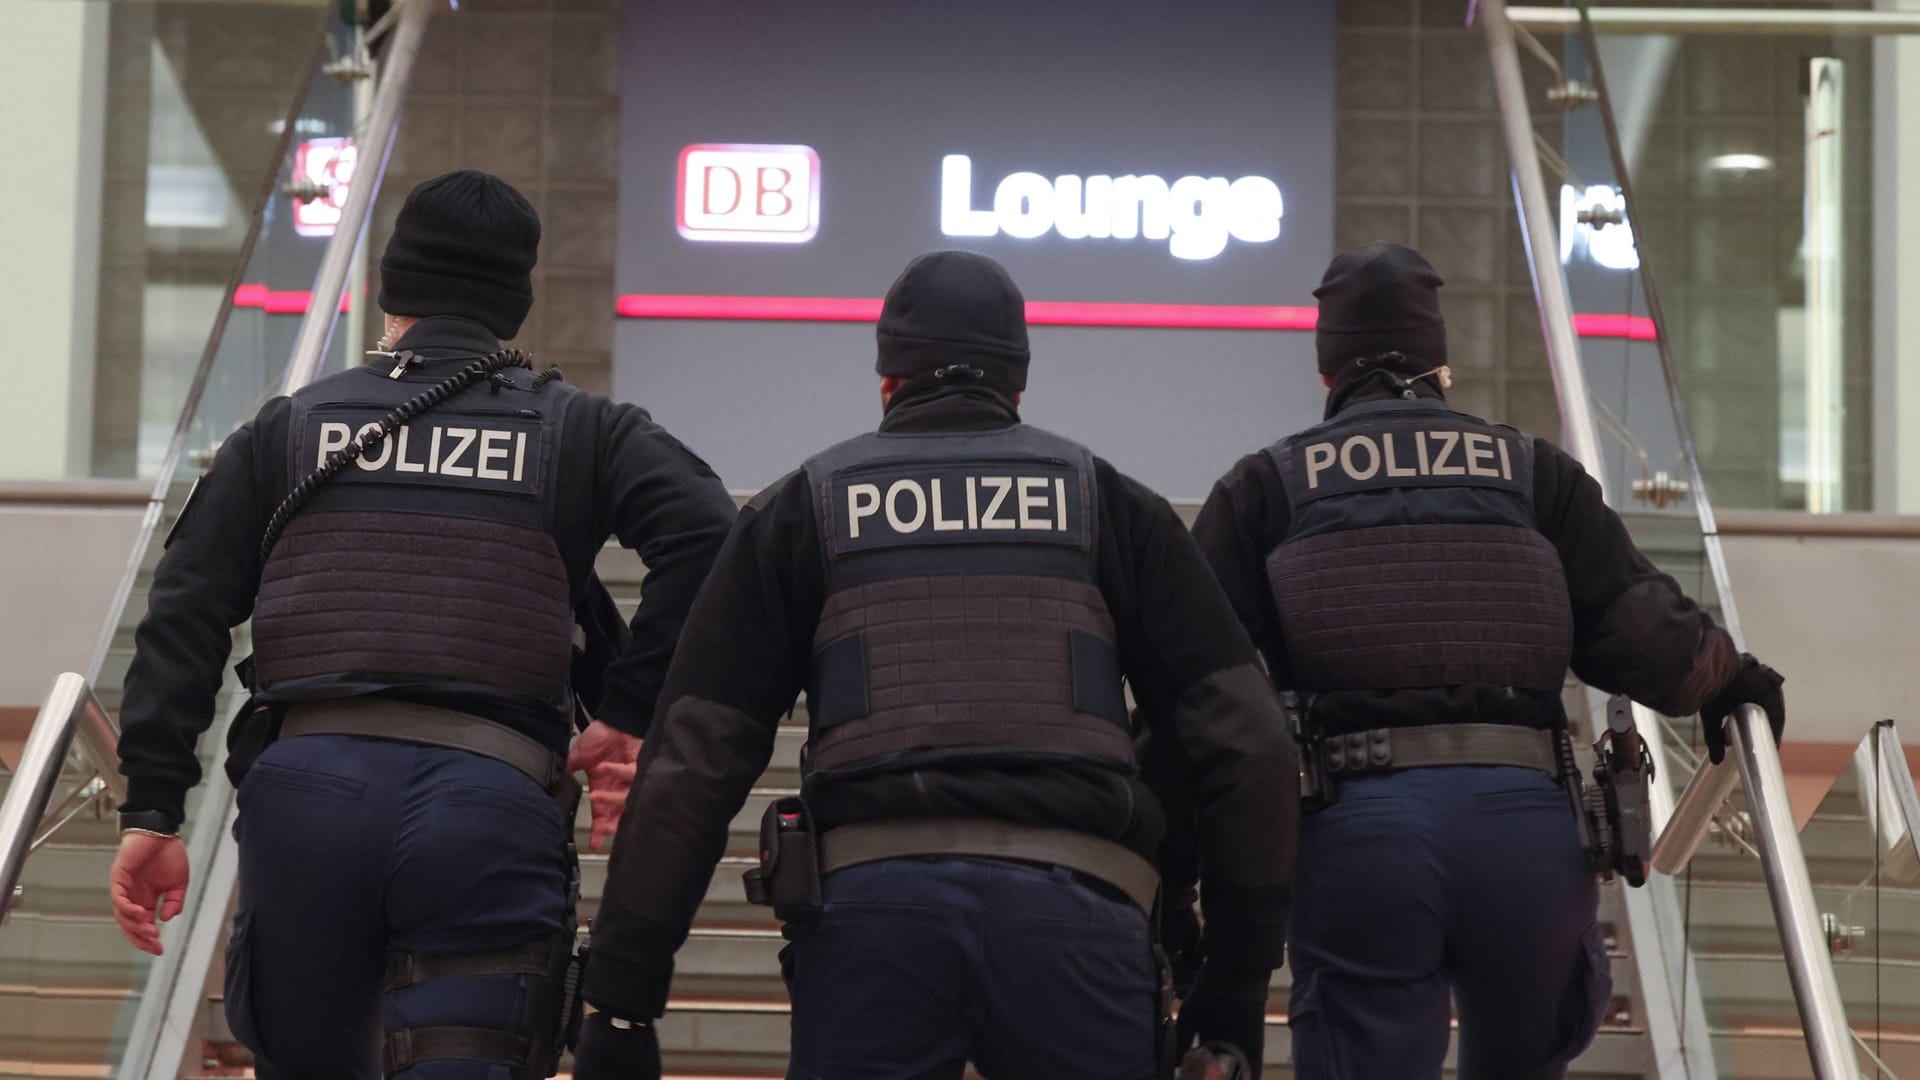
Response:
[281,700,576,805]
[819,817,1160,914]
[1318,722,1558,777]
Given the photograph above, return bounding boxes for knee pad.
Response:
[382,926,580,1080]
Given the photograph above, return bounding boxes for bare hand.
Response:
[569,720,643,852]
[109,832,190,956]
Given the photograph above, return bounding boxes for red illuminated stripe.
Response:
[618,294,881,322]
[1026,301,1317,330]
[620,294,1653,339]
[1571,312,1657,341]
[617,294,1315,330]
[233,284,351,315]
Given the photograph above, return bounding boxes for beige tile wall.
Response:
[364,0,622,395]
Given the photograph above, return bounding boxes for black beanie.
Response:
[1313,242,1447,376]
[876,250,1031,392]
[378,170,540,340]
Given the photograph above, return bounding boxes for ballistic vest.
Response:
[1265,397,1573,697]
[251,363,575,708]
[801,423,1134,778]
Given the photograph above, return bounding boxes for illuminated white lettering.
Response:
[1168,176,1231,261]
[940,154,997,237]
[980,477,1015,529]
[1054,175,1109,240]
[846,483,881,539]
[513,432,527,482]
[438,427,477,477]
[1111,174,1170,241]
[476,430,512,480]
[1429,431,1464,476]
[994,172,1055,240]
[1417,431,1431,473]
[938,154,1283,261]
[1227,176,1284,244]
[966,476,980,529]
[1497,437,1513,480]
[1054,477,1068,530]
[1559,183,1639,271]
[1304,443,1336,490]
[1340,435,1381,481]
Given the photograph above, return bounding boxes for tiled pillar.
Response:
[367,0,622,397]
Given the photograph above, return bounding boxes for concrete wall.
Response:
[0,503,145,706]
[0,500,144,768]
[1720,523,1920,746]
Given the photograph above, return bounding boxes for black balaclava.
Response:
[378,170,541,340]
[875,250,1030,395]
[1313,241,1447,376]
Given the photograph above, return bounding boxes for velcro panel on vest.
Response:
[252,509,573,700]
[807,574,1133,774]
[1266,522,1573,692]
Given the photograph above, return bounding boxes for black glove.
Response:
[570,1011,661,1080]
[1699,654,1785,765]
[1176,962,1269,1075]
[1160,894,1204,998]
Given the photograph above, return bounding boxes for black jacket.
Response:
[117,317,738,829]
[1192,374,1741,737]
[585,383,1298,1020]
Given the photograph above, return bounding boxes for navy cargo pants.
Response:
[1288,766,1611,1080]
[226,735,572,1080]
[784,856,1159,1080]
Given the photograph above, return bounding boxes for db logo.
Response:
[677,143,820,243]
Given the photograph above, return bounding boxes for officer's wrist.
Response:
[118,809,182,837]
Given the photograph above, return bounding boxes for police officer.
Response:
[108,170,738,1079]
[571,250,1298,1080]
[1191,242,1787,1080]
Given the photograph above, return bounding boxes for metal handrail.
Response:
[1730,704,1859,1077]
[1559,1,1752,878]
[1481,0,1609,485]
[0,674,115,920]
[279,0,428,394]
[1484,2,1863,1074]
[1876,721,1920,873]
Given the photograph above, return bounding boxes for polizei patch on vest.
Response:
[297,406,547,496]
[1290,420,1526,503]
[823,460,1088,556]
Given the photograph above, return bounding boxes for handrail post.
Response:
[1479,0,1608,485]
[278,0,433,394]
[1730,704,1860,1077]
[0,674,87,920]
